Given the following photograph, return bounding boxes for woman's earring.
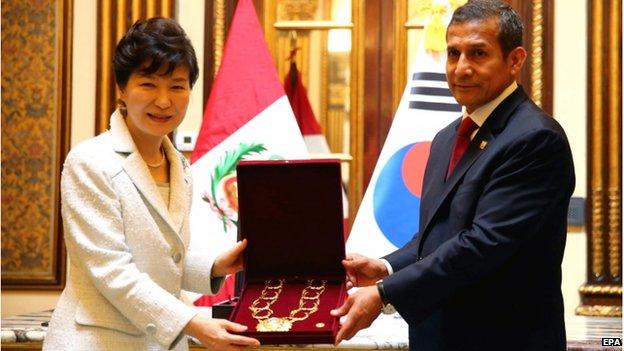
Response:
[117,99,127,116]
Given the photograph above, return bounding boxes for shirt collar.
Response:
[462,81,518,127]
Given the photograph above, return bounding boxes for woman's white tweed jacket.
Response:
[44,111,222,350]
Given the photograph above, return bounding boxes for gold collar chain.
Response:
[249,279,327,332]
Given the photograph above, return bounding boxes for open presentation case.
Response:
[230,159,348,344]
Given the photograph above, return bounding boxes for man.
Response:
[331,1,575,350]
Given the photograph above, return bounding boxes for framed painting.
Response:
[1,0,73,289]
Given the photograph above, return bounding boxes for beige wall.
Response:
[554,0,587,316]
[2,0,590,318]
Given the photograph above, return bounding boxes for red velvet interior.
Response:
[232,160,347,344]
[231,279,346,343]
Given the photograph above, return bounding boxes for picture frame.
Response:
[1,0,73,289]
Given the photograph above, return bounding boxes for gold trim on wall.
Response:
[578,0,622,316]
[214,0,225,75]
[589,0,606,269]
[579,284,622,295]
[320,30,329,136]
[393,0,407,111]
[591,188,605,278]
[607,0,621,280]
[575,305,622,317]
[132,0,141,22]
[350,0,365,219]
[590,0,605,279]
[529,0,543,107]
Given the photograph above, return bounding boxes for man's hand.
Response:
[184,315,260,350]
[211,239,248,278]
[342,253,389,289]
[330,285,383,344]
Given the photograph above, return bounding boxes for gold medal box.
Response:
[230,160,348,344]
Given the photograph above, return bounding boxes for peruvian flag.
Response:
[189,0,308,306]
[283,61,349,222]
[283,61,331,154]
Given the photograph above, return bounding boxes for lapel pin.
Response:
[479,140,488,150]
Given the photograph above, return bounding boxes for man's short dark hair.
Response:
[114,17,199,88]
[449,0,524,57]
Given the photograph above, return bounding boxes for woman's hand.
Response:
[211,239,248,278]
[184,315,260,350]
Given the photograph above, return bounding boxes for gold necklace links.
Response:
[250,279,327,331]
[249,279,284,320]
[288,280,326,321]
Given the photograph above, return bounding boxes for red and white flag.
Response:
[283,62,331,154]
[189,0,308,306]
[283,62,349,222]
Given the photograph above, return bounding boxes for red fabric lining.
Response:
[231,279,346,343]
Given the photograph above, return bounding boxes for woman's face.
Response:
[120,64,191,141]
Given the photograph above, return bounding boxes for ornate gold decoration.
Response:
[578,285,623,295]
[575,305,622,317]
[250,280,327,332]
[320,30,329,143]
[608,188,621,278]
[214,0,225,75]
[277,0,318,21]
[530,0,543,107]
[591,189,605,278]
[350,0,365,219]
[579,0,621,315]
[393,1,408,111]
[589,0,605,280]
[97,0,113,133]
[607,0,622,280]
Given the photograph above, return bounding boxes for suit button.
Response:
[172,252,182,263]
[146,323,157,334]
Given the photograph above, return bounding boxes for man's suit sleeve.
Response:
[382,128,574,326]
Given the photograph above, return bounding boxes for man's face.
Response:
[446,18,525,113]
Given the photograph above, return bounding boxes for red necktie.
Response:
[447,117,478,177]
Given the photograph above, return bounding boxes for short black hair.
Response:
[449,0,524,57]
[114,17,199,88]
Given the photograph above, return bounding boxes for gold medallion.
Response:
[256,317,293,332]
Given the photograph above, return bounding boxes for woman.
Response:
[44,18,260,351]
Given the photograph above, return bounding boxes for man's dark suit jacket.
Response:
[382,87,575,351]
